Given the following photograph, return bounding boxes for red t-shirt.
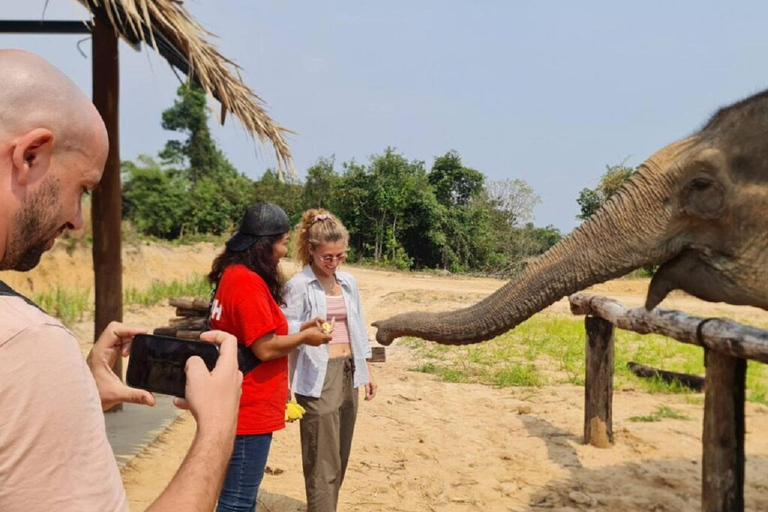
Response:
[210,264,288,435]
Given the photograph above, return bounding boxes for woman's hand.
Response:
[365,362,378,401]
[301,326,332,347]
[300,317,326,331]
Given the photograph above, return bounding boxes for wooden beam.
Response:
[583,316,614,448]
[569,293,768,364]
[702,351,745,512]
[0,20,92,34]
[92,15,123,411]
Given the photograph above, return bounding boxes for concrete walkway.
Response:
[104,395,183,469]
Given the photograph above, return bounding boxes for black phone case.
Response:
[126,334,219,398]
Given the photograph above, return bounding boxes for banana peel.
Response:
[285,400,306,422]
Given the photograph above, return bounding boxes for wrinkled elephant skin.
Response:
[374,92,768,346]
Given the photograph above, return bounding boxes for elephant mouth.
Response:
[647,249,768,311]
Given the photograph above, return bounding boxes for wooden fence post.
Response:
[702,350,746,512]
[92,13,123,412]
[584,316,614,448]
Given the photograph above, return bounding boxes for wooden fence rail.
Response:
[568,292,768,512]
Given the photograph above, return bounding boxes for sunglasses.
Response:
[319,252,347,264]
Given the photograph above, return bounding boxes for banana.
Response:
[321,317,336,334]
[285,400,306,422]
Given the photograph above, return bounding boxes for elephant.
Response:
[373,90,768,346]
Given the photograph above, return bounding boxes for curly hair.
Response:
[208,234,285,305]
[292,209,349,267]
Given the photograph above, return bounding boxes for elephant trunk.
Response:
[374,141,693,345]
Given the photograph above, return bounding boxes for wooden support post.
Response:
[92,15,123,411]
[584,316,614,448]
[702,350,746,512]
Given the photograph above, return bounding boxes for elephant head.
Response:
[373,91,768,346]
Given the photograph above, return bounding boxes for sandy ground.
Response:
[3,241,768,511]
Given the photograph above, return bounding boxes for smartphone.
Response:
[126,334,219,398]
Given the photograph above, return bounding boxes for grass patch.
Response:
[403,315,768,404]
[629,405,691,423]
[34,286,91,325]
[123,274,212,307]
[493,364,542,387]
[34,273,212,326]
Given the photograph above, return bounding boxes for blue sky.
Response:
[2,1,768,233]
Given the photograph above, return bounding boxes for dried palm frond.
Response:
[77,0,295,179]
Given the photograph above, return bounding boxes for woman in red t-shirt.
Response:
[208,202,331,512]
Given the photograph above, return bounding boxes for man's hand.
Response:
[86,321,155,411]
[144,330,242,512]
[173,330,243,439]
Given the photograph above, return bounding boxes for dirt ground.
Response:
[3,241,768,511]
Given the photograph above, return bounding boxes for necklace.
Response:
[318,276,338,295]
[312,265,339,295]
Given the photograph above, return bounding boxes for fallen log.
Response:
[168,317,207,329]
[152,327,179,337]
[627,361,705,392]
[169,298,211,312]
[176,330,202,340]
[175,307,208,318]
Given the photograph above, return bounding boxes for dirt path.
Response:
[117,250,767,511]
[6,241,768,511]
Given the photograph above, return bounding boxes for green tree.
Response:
[122,83,258,239]
[253,169,304,223]
[577,162,635,220]
[429,150,485,207]
[159,83,238,182]
[427,151,491,271]
[302,157,339,210]
[122,155,189,238]
[331,149,427,268]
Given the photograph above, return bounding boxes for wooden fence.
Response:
[568,292,768,512]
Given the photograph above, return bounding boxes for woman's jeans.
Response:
[216,433,273,512]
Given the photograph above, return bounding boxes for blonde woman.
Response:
[282,209,377,512]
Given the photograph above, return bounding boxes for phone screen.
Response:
[126,334,219,398]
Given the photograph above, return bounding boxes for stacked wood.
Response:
[153,297,387,362]
[152,298,210,339]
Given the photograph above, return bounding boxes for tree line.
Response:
[123,84,569,275]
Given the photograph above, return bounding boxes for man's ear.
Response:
[12,128,54,186]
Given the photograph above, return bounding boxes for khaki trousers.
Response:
[296,357,359,512]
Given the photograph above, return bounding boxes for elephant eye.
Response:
[683,176,725,219]
[690,178,712,190]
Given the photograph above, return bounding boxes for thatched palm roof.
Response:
[79,0,295,179]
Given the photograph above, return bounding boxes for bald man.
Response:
[0,50,242,512]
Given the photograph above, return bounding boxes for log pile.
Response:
[153,297,387,362]
[153,298,210,340]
